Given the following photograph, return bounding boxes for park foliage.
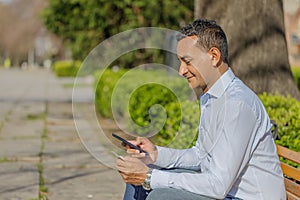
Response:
[42,0,193,61]
[52,60,81,77]
[94,68,300,152]
[43,0,300,155]
[292,66,300,90]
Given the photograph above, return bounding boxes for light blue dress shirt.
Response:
[150,68,286,200]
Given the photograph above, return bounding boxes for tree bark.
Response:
[195,0,300,99]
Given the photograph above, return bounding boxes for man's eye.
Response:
[185,61,191,65]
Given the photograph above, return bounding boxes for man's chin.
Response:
[188,82,198,89]
[187,78,198,88]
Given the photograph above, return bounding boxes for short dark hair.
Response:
[177,19,229,64]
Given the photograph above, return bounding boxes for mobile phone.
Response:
[112,133,148,154]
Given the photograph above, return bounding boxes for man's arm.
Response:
[126,136,203,170]
[153,146,202,170]
[151,101,258,199]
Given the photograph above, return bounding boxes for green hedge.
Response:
[94,68,191,118]
[52,60,81,77]
[94,69,128,118]
[259,93,300,152]
[126,84,198,149]
[94,69,300,151]
[94,68,196,148]
[154,100,199,148]
[291,67,300,90]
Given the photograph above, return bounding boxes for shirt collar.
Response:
[203,68,235,99]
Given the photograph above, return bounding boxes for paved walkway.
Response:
[0,68,125,200]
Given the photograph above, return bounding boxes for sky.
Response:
[284,0,300,14]
[0,0,11,3]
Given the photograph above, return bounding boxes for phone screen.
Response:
[112,133,148,154]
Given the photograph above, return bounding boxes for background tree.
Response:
[42,0,194,62]
[0,0,42,65]
[195,0,300,99]
[0,0,62,66]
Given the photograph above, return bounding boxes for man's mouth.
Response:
[186,76,193,80]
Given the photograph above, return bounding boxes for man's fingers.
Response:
[116,158,131,172]
[131,152,146,158]
[116,165,128,172]
[136,137,146,145]
[127,148,140,154]
[115,157,125,167]
[116,155,138,164]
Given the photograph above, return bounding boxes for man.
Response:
[116,19,286,200]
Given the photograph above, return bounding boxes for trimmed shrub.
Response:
[153,100,199,148]
[52,60,81,77]
[94,68,197,148]
[94,68,191,118]
[94,68,127,118]
[291,67,300,90]
[259,93,300,152]
[125,83,198,149]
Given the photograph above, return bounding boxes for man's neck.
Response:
[203,62,229,94]
[218,62,229,76]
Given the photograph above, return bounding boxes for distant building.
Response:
[284,0,300,66]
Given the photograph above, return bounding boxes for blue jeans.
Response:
[123,184,150,200]
[123,169,242,200]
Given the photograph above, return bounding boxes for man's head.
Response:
[176,19,229,91]
[177,19,229,64]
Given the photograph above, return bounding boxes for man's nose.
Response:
[179,64,188,76]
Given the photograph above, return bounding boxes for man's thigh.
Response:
[146,188,216,200]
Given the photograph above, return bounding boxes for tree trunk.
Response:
[195,0,300,100]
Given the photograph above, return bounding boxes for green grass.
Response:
[0,157,17,163]
[26,112,46,120]
[38,102,48,200]
[62,82,91,88]
[26,113,46,120]
[37,163,48,200]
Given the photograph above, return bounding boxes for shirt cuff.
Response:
[150,169,171,189]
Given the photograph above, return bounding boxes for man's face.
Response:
[177,36,213,92]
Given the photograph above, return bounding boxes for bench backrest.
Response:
[276,144,300,200]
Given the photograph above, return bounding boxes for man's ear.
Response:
[208,47,222,67]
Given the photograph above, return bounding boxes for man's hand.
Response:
[127,137,158,165]
[116,156,149,185]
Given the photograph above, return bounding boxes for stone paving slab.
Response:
[45,167,123,200]
[44,101,125,200]
[0,102,13,125]
[0,79,44,200]
[0,162,39,200]
[0,68,126,199]
[0,140,41,159]
[0,101,44,158]
[45,79,125,199]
